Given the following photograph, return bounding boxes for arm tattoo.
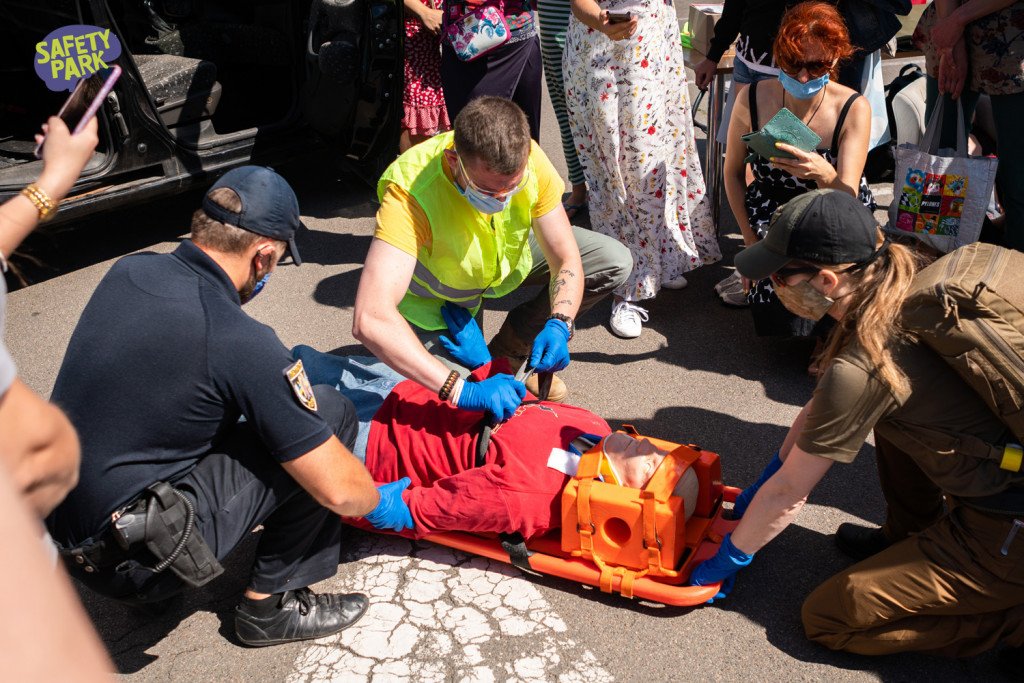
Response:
[549,268,577,305]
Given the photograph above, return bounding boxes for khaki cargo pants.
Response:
[802,435,1024,657]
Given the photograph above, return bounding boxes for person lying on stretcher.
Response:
[295,305,698,537]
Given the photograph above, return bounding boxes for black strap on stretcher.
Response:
[474,361,551,467]
[474,362,553,573]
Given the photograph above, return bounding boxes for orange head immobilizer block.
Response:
[561,429,723,596]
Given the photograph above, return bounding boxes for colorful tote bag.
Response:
[887,98,998,253]
[445,3,509,61]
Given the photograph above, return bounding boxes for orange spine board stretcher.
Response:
[425,430,740,607]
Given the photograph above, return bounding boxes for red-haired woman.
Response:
[722,1,874,343]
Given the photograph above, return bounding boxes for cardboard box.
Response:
[688,3,733,58]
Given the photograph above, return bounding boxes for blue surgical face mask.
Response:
[242,273,271,304]
[460,184,512,214]
[454,155,525,215]
[778,70,829,100]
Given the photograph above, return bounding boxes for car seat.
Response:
[133,53,222,128]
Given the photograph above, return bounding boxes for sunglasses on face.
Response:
[771,265,821,286]
[457,155,530,199]
[780,60,832,78]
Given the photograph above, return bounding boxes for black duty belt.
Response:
[59,532,134,574]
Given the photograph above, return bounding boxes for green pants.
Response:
[416,225,632,374]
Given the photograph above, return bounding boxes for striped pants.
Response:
[537,0,585,187]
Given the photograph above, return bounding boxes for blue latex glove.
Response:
[731,450,783,520]
[456,374,526,422]
[529,318,571,372]
[689,534,755,603]
[365,477,414,532]
[438,302,491,370]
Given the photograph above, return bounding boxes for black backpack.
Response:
[864,63,925,183]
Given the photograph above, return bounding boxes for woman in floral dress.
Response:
[564,0,719,338]
[401,0,451,152]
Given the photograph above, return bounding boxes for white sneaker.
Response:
[714,271,742,294]
[610,300,649,338]
[662,275,689,290]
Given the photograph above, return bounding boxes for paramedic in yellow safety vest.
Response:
[689,190,1024,670]
[354,96,632,417]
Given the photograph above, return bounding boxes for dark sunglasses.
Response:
[774,265,821,281]
[780,60,832,77]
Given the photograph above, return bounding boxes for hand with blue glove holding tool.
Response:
[688,534,755,603]
[456,375,526,422]
[529,316,572,373]
[731,450,783,520]
[365,477,414,532]
[438,302,491,370]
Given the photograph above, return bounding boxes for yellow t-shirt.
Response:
[374,140,565,257]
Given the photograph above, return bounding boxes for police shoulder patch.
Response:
[284,359,318,412]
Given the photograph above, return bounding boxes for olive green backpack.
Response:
[903,243,1024,462]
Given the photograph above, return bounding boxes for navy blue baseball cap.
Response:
[202,166,303,265]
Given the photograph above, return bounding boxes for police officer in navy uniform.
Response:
[47,167,398,647]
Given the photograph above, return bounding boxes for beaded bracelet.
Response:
[21,183,57,222]
[438,370,460,402]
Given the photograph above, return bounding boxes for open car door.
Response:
[303,0,403,167]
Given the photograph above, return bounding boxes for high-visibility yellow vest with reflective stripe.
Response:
[377,132,539,331]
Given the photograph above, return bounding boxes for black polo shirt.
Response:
[48,240,333,546]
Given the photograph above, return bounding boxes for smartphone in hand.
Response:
[606,11,632,23]
[34,65,121,158]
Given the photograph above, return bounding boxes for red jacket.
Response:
[365,364,609,539]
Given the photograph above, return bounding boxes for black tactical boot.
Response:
[834,523,893,561]
[235,587,368,647]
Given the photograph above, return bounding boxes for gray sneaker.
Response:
[716,273,749,308]
[714,271,742,294]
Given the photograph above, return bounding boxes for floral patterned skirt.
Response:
[404,10,452,136]
[564,0,720,302]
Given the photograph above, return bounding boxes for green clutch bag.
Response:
[741,107,821,163]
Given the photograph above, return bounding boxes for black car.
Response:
[0,0,403,225]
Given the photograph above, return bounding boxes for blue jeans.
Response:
[291,347,404,461]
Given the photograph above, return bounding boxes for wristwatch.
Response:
[548,313,574,341]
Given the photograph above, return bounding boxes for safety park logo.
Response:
[34,25,122,91]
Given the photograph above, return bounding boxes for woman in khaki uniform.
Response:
[689,188,1024,669]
